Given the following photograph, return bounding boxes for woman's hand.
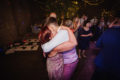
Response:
[48,50,58,57]
[81,33,93,37]
[88,33,93,36]
[43,52,46,58]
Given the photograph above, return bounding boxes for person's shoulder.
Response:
[102,28,119,36]
[59,29,67,32]
[103,28,113,32]
[59,30,68,33]
[104,28,119,32]
[57,30,68,35]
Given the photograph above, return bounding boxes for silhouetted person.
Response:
[92,12,120,80]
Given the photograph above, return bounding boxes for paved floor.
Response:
[0,42,99,80]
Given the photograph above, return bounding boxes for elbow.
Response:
[74,41,77,46]
[72,41,77,47]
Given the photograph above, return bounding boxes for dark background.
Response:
[0,0,120,80]
[0,0,120,49]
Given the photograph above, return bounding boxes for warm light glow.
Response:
[84,0,104,6]
[72,1,78,5]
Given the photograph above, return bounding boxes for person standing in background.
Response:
[73,17,81,38]
[77,20,92,58]
[49,12,57,18]
[63,19,74,32]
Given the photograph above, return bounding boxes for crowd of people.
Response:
[38,12,120,80]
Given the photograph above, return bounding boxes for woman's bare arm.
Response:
[80,33,93,37]
[109,19,118,28]
[80,34,89,37]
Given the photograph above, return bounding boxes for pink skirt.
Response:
[47,54,64,80]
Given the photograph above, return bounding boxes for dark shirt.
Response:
[90,25,104,41]
[77,28,92,50]
[95,26,120,76]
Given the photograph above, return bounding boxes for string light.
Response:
[84,0,104,6]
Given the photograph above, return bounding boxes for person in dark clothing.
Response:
[90,21,104,42]
[77,21,92,58]
[92,16,120,80]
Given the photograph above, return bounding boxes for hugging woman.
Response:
[39,17,78,80]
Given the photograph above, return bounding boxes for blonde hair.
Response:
[63,20,73,28]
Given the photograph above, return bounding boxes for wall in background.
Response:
[0,0,31,48]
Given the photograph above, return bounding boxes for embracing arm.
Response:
[53,27,77,52]
[80,33,93,37]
